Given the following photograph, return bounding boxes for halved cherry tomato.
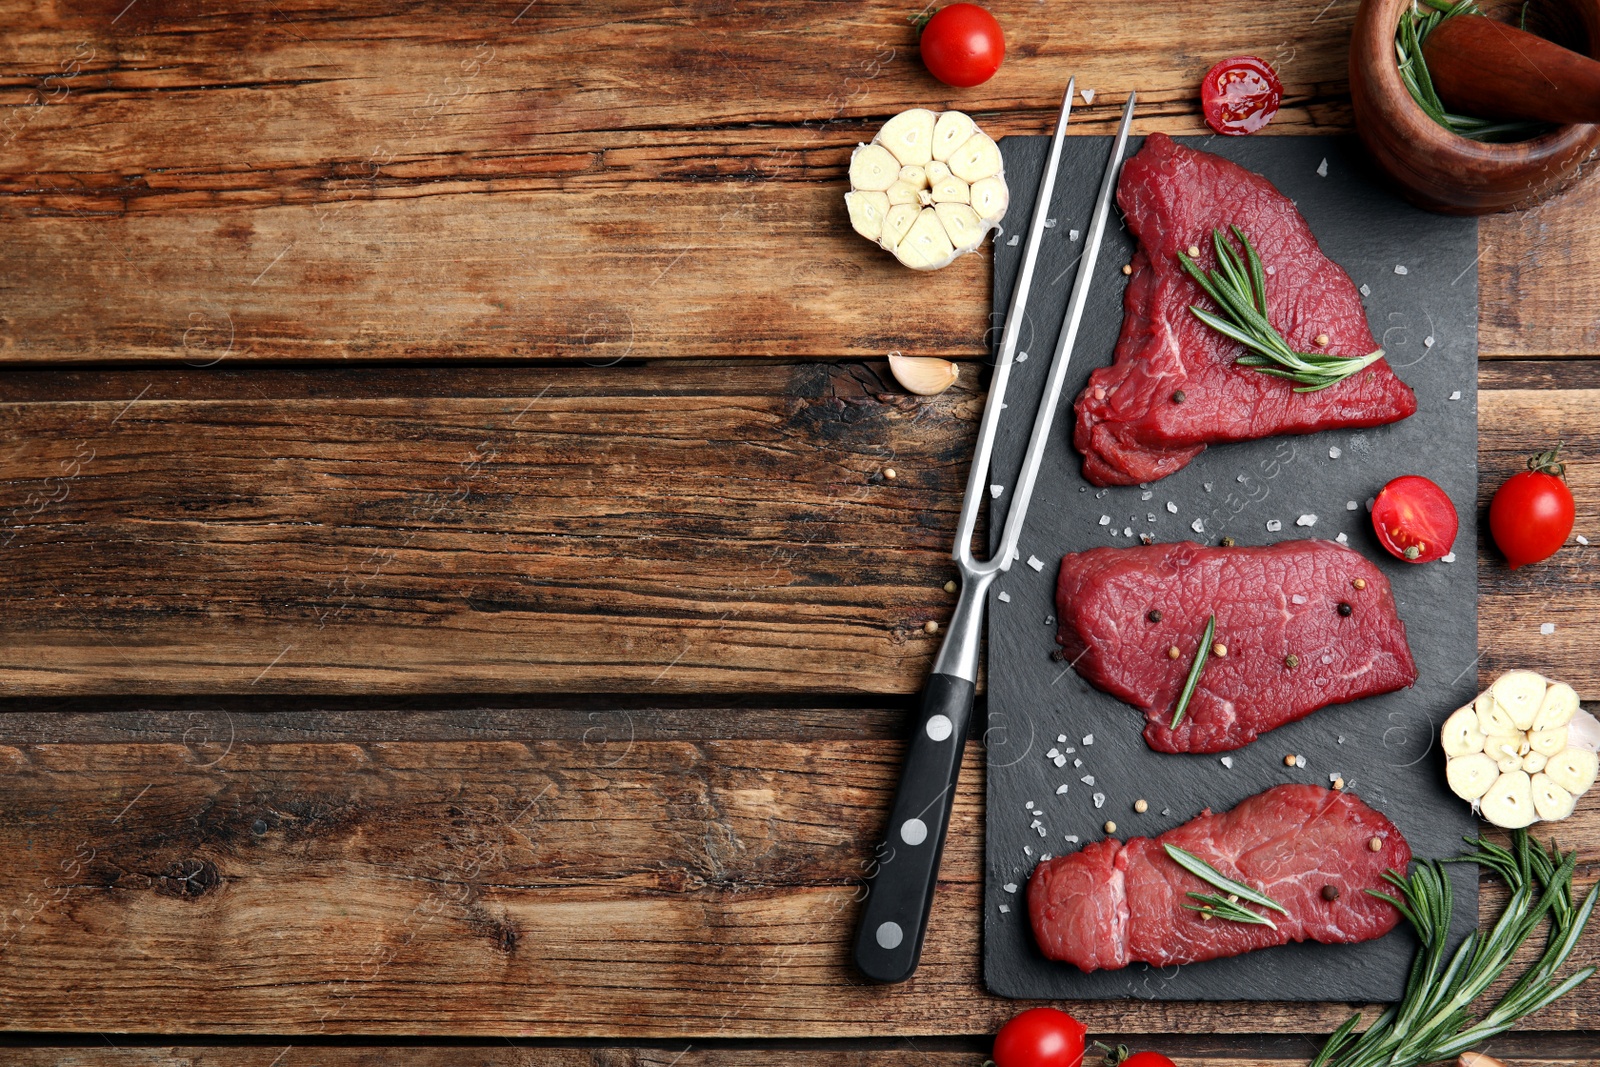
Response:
[1200,56,1282,135]
[1372,475,1459,563]
[1121,1054,1178,1067]
[992,1007,1086,1067]
[1490,443,1575,569]
[920,3,1006,88]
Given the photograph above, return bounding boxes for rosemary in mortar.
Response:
[1397,0,1544,140]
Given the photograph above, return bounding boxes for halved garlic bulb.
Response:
[846,108,1009,271]
[1442,670,1599,827]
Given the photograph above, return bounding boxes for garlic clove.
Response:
[1532,681,1578,731]
[948,132,1003,183]
[1479,769,1536,829]
[1475,691,1518,737]
[935,202,986,254]
[894,207,955,270]
[1528,725,1568,756]
[845,191,889,244]
[930,176,971,204]
[1523,750,1548,773]
[881,203,919,251]
[1492,670,1546,731]
[969,176,1010,224]
[931,110,978,163]
[1440,705,1485,756]
[1457,1054,1507,1067]
[888,353,960,396]
[898,164,929,189]
[1569,707,1600,753]
[1531,772,1576,821]
[1446,752,1499,801]
[885,179,923,207]
[849,143,901,192]
[1544,747,1598,795]
[925,160,952,184]
[879,108,937,167]
[1483,733,1524,773]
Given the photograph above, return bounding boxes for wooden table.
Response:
[1,1,1596,1063]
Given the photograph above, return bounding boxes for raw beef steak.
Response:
[1054,539,1416,753]
[1028,784,1410,972]
[1074,133,1417,486]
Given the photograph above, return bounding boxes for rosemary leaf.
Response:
[1168,613,1214,730]
[1162,843,1288,915]
[1178,228,1387,393]
[1183,891,1278,929]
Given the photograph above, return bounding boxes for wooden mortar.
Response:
[1350,0,1600,214]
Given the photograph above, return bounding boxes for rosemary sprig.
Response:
[1168,614,1214,730]
[1163,844,1288,915]
[1394,0,1545,141]
[1178,227,1386,393]
[1310,830,1598,1067]
[1184,891,1279,929]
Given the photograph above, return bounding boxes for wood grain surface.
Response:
[2,362,1596,696]
[0,729,1593,1036]
[0,0,1593,362]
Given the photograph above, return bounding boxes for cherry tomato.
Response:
[1200,56,1282,135]
[992,1007,1086,1067]
[1490,444,1576,569]
[1371,475,1459,563]
[1121,1054,1178,1067]
[920,3,1005,88]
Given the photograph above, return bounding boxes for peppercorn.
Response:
[1369,836,1384,852]
[924,620,939,635]
[1212,642,1228,657]
[1284,754,1298,767]
[1321,884,1340,902]
[1338,602,1353,617]
[1104,821,1117,834]
[1171,390,1186,403]
[1167,646,1181,659]
[1148,609,1163,623]
[1134,799,1148,813]
[1352,577,1367,590]
[1220,536,1235,547]
[1284,653,1300,669]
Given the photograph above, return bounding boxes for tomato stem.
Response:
[1529,440,1567,478]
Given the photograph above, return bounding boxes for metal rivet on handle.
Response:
[875,921,904,950]
[900,818,928,846]
[925,714,953,742]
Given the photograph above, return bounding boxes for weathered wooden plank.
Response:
[2,362,1596,695]
[0,736,1594,1035]
[0,0,1590,362]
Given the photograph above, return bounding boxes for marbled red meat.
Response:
[1055,540,1416,753]
[1074,133,1417,486]
[1028,784,1410,972]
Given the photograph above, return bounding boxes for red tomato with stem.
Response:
[920,3,1005,88]
[1490,443,1576,569]
[1200,55,1282,134]
[1372,475,1459,563]
[1121,1054,1178,1067]
[992,1007,1087,1067]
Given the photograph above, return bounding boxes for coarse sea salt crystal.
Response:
[1359,284,1371,297]
[1081,774,1095,786]
[1070,229,1081,242]
[1291,594,1307,605]
[1074,758,1083,767]
[1004,883,1017,893]
[1027,555,1045,572]
[1191,519,1205,533]
[1064,746,1075,754]
[1317,157,1329,177]
[1148,513,1158,523]
[1054,755,1068,767]
[999,903,1010,913]
[1057,734,1067,743]
[1162,808,1172,817]
[1024,845,1034,856]
[1424,336,1435,348]
[1046,748,1060,760]
[1093,793,1106,808]
[1124,527,1134,538]
[1395,264,1409,275]
[1083,733,1094,745]
[998,591,1011,603]
[1297,514,1317,527]
[1008,234,1021,246]
[1449,390,1461,401]
[1336,532,1348,544]
[1347,500,1359,511]
[1166,501,1178,514]
[1030,819,1042,829]
[991,484,1004,498]
[1099,515,1111,526]
[1040,853,1052,861]
[1056,783,1070,794]
[1266,519,1283,532]
[1442,552,1456,563]
[1016,352,1028,363]
[1204,482,1214,492]
[1329,446,1342,459]
[1541,622,1556,635]
[1065,834,1079,844]
[1044,218,1057,228]
[1037,825,1047,837]
[1579,535,1590,545]
[1220,756,1234,768]
[1295,754,1307,768]
[1141,490,1154,501]
[1081,88,1096,103]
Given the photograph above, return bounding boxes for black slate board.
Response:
[983,134,1480,1002]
